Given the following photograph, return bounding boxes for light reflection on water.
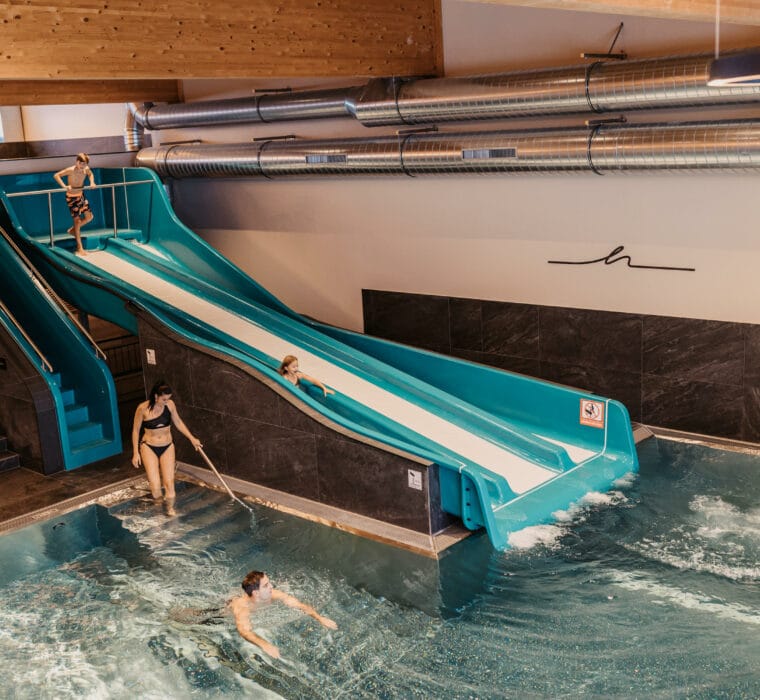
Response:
[0,437,759,699]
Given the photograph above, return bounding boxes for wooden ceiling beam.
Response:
[0,80,181,106]
[459,1,760,26]
[1,1,443,80]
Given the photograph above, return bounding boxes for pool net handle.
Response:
[197,446,255,514]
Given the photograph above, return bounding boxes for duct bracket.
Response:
[397,127,438,177]
[585,117,626,176]
[581,22,627,61]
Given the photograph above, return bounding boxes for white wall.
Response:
[160,2,760,330]
[20,103,126,141]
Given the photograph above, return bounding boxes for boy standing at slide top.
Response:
[54,153,95,255]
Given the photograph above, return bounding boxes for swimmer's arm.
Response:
[272,589,338,629]
[232,604,280,658]
[53,166,73,189]
[131,402,146,468]
[166,400,202,450]
[299,373,335,397]
[86,167,95,187]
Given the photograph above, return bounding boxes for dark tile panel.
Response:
[541,361,642,422]
[642,375,743,439]
[450,298,482,351]
[744,326,760,388]
[139,333,194,406]
[363,290,450,353]
[171,405,228,473]
[316,435,431,533]
[453,349,541,378]
[223,414,319,498]
[643,316,744,385]
[188,353,280,426]
[741,385,760,443]
[482,301,539,359]
[540,306,643,373]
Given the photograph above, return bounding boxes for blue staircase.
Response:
[0,215,122,471]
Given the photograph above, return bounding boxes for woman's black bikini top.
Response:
[142,405,172,430]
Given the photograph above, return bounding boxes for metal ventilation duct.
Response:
[135,120,760,178]
[133,52,760,130]
[123,103,145,152]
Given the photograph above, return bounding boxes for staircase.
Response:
[0,435,20,473]
[52,373,115,468]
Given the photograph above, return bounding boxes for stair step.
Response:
[65,403,89,426]
[68,421,103,447]
[70,436,113,455]
[0,450,20,473]
[60,388,76,407]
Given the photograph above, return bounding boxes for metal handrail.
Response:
[0,224,108,360]
[5,180,154,198]
[0,299,54,373]
[5,179,154,243]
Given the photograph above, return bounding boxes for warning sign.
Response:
[579,399,605,428]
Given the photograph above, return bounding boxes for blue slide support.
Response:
[0,167,637,547]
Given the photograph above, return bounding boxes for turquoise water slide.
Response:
[0,167,637,548]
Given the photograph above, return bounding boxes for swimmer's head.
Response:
[75,153,90,166]
[242,571,273,601]
[148,380,172,409]
[278,355,298,376]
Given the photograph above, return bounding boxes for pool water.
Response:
[0,437,758,699]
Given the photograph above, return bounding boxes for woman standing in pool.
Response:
[131,381,202,512]
[278,355,334,397]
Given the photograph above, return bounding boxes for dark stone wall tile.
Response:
[482,301,539,358]
[317,435,430,532]
[277,395,320,435]
[189,354,279,426]
[363,290,450,353]
[452,348,541,376]
[256,434,319,499]
[140,334,194,406]
[643,317,744,385]
[741,386,760,442]
[541,362,642,422]
[172,405,227,472]
[744,326,760,387]
[224,415,318,498]
[643,376,743,438]
[450,298,482,351]
[540,307,642,373]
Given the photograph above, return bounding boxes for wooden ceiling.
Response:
[459,1,760,26]
[3,0,759,105]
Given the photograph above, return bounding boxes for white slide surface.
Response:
[89,250,563,493]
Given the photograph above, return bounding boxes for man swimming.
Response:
[230,570,337,659]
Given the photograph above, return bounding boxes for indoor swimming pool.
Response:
[0,436,758,699]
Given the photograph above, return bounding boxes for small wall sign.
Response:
[145,348,156,366]
[580,399,605,428]
[407,469,423,491]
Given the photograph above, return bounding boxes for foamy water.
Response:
[1,439,759,698]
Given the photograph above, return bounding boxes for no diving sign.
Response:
[580,399,605,428]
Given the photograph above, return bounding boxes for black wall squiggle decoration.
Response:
[548,245,695,272]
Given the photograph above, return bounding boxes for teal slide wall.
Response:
[0,167,637,547]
